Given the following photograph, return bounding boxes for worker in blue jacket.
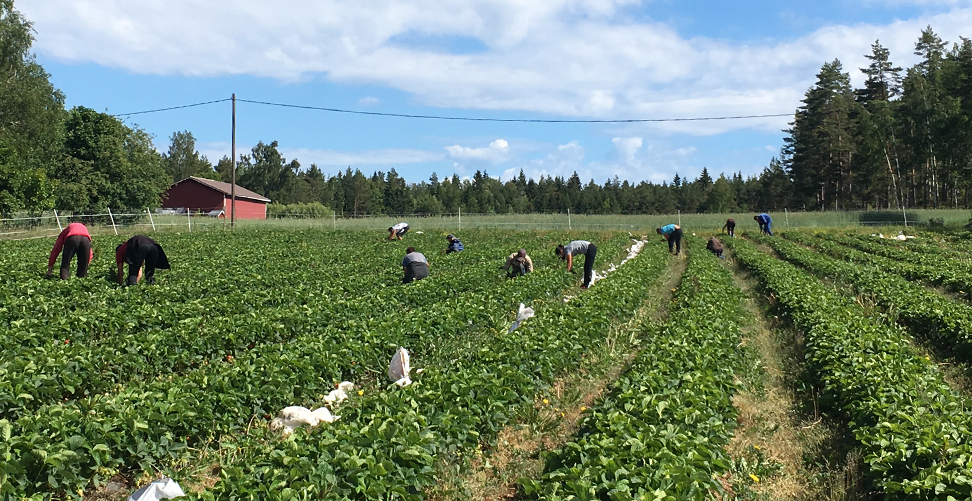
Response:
[445,234,464,254]
[656,224,683,255]
[754,213,773,236]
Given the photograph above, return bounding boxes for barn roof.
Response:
[173,176,271,203]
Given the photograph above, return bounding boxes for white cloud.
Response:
[358,96,380,105]
[501,137,702,184]
[197,141,444,168]
[18,0,972,136]
[612,137,643,161]
[445,138,510,162]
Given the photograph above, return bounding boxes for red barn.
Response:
[163,177,271,220]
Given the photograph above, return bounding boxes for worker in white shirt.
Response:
[555,240,597,289]
[387,222,409,241]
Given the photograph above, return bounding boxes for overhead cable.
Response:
[111,96,791,123]
[113,98,232,117]
[238,98,790,123]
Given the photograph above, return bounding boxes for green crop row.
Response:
[184,240,673,500]
[727,237,972,499]
[887,232,972,261]
[522,238,746,501]
[770,232,972,362]
[815,233,972,298]
[0,231,634,499]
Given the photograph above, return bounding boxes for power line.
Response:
[112,98,232,117]
[109,95,792,122]
[237,98,791,123]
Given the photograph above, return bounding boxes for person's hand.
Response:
[45,265,53,278]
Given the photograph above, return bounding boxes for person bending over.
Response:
[401,247,429,284]
[47,222,94,280]
[555,240,597,289]
[387,222,409,241]
[754,213,773,236]
[116,235,170,285]
[656,224,683,255]
[723,218,736,237]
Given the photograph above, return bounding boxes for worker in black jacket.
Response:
[116,235,170,285]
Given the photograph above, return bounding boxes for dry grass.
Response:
[726,262,869,501]
[428,252,689,501]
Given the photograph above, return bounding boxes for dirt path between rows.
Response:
[724,252,867,500]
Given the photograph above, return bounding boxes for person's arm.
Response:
[566,253,573,272]
[525,255,534,272]
[47,230,70,275]
[502,255,512,270]
[116,244,126,283]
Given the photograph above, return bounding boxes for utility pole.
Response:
[231,93,237,228]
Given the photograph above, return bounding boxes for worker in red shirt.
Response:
[47,222,94,280]
[115,235,170,285]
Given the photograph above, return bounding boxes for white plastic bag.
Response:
[509,303,535,333]
[127,477,185,501]
[270,405,340,436]
[323,381,354,406]
[388,347,412,386]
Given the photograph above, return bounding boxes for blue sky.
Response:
[19,0,972,185]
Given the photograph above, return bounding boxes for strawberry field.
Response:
[2,227,972,500]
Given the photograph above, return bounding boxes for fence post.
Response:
[677,210,681,226]
[903,209,908,228]
[146,208,156,231]
[333,212,336,230]
[107,208,118,235]
[568,208,571,231]
[785,208,789,228]
[53,209,63,231]
[187,207,191,233]
[458,206,461,231]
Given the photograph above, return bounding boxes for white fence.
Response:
[0,208,227,241]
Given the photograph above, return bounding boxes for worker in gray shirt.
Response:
[402,247,430,284]
[555,240,597,289]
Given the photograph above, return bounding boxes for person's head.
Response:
[555,244,565,259]
[446,234,455,241]
[388,227,395,233]
[517,248,527,258]
[655,227,662,234]
[406,247,416,254]
[753,215,759,221]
